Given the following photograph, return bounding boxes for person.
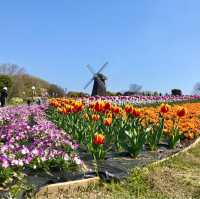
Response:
[27,99,31,106]
[0,87,8,107]
[36,97,41,105]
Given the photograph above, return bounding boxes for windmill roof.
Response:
[97,73,107,80]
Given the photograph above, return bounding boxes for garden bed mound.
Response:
[3,138,193,199]
[27,139,194,194]
[82,139,194,181]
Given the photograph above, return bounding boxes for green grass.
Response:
[55,142,200,199]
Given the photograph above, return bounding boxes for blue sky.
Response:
[0,0,200,94]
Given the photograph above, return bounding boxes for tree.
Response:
[9,75,25,97]
[0,75,12,92]
[116,92,122,96]
[129,84,142,94]
[171,89,182,96]
[48,84,65,97]
[0,63,25,76]
[153,91,159,96]
[193,82,200,95]
[67,91,89,98]
[106,91,117,96]
[8,74,50,98]
[0,63,26,98]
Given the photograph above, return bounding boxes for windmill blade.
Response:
[97,62,108,74]
[84,77,94,90]
[86,64,95,75]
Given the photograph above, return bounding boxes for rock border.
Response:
[35,176,100,199]
[150,136,200,166]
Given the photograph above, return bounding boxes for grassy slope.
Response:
[56,142,200,199]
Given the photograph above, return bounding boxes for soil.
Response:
[27,138,195,189]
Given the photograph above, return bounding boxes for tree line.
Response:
[0,64,65,99]
[1,63,200,99]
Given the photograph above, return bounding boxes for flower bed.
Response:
[1,96,200,197]
[0,104,81,197]
[48,98,200,161]
[81,95,200,105]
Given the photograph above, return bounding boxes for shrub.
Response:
[48,84,65,97]
[0,75,12,91]
[171,89,182,96]
[67,91,89,98]
[106,91,116,96]
[9,97,24,105]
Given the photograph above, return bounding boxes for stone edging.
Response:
[150,137,200,167]
[35,176,100,199]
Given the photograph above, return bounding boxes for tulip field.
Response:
[48,96,200,160]
[1,95,200,196]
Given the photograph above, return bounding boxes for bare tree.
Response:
[10,75,25,97]
[129,84,142,93]
[193,82,200,95]
[48,84,65,97]
[0,64,26,97]
[0,63,25,76]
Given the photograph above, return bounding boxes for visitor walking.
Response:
[0,87,8,107]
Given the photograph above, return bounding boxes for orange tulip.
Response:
[65,105,73,113]
[73,101,83,112]
[62,108,68,114]
[103,117,112,126]
[93,134,105,145]
[186,132,194,140]
[112,106,121,114]
[51,100,60,107]
[92,114,100,121]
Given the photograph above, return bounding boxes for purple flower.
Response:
[0,104,81,170]
[2,159,9,168]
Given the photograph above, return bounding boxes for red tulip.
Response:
[93,134,105,145]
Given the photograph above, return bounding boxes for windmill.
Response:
[84,62,108,96]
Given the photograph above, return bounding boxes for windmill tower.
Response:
[84,62,108,96]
